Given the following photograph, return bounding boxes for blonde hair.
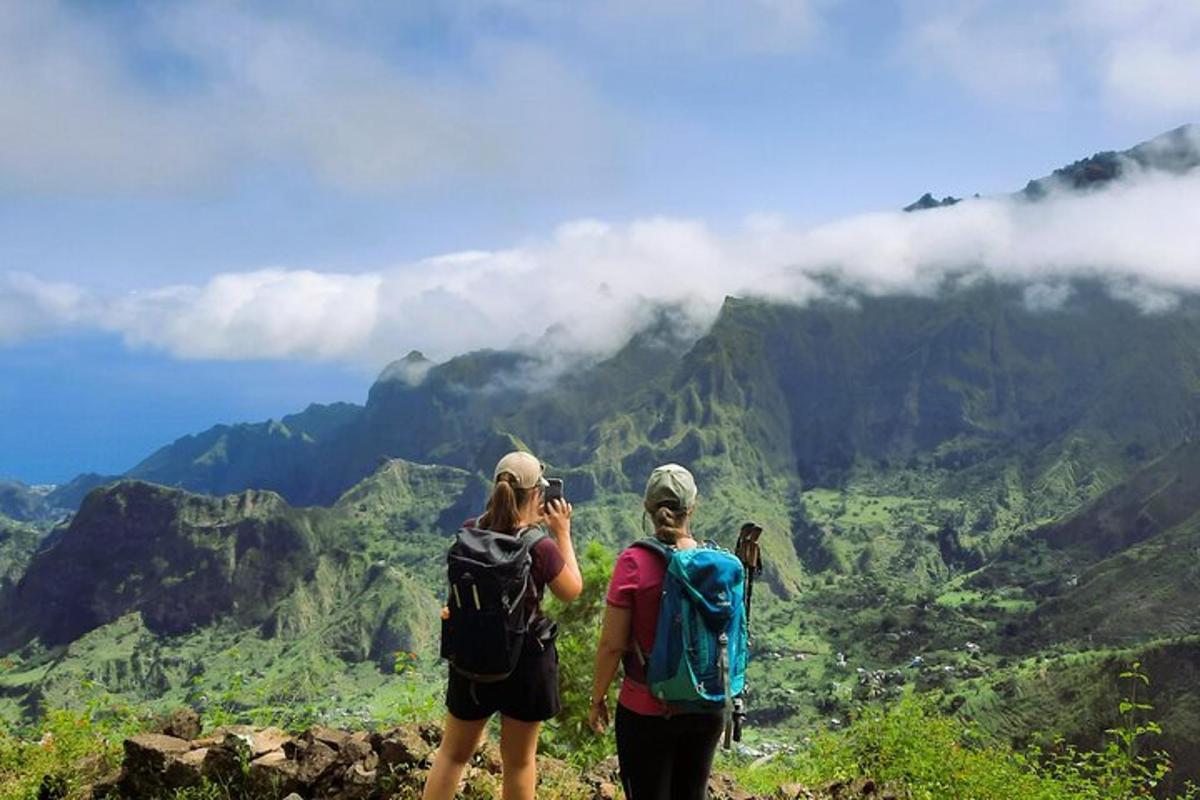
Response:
[649,503,692,544]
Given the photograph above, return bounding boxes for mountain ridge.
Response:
[5,128,1200,781]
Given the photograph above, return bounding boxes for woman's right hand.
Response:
[544,498,572,539]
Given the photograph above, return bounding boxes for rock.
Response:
[707,772,753,800]
[248,749,301,797]
[250,726,293,756]
[192,724,256,749]
[105,720,848,800]
[162,748,207,790]
[119,733,196,797]
[296,738,339,783]
[583,756,622,800]
[124,733,192,767]
[342,730,373,761]
[375,726,433,768]
[157,707,202,740]
[82,772,121,800]
[201,733,254,783]
[341,760,378,798]
[310,725,351,750]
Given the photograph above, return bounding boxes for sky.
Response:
[2,0,1200,484]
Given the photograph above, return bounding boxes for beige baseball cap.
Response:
[644,463,698,513]
[494,451,549,490]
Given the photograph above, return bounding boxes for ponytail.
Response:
[651,503,690,544]
[478,474,531,533]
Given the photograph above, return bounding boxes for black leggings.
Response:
[614,704,724,800]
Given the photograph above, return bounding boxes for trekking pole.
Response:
[733,523,763,743]
[735,523,763,624]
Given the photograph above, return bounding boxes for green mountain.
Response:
[4,127,1200,781]
[0,479,72,523]
[0,460,475,720]
[1000,436,1200,647]
[122,401,361,503]
[0,514,40,605]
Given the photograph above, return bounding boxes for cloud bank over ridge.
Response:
[5,136,1200,368]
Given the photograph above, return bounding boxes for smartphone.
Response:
[544,478,565,506]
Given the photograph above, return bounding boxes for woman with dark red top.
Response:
[588,464,724,800]
[423,451,583,800]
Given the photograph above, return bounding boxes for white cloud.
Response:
[101,270,383,360]
[0,273,87,344]
[0,1,621,193]
[898,0,1200,116]
[899,1,1064,102]
[1106,40,1200,114]
[0,0,835,194]
[8,159,1200,365]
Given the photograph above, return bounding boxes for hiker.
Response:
[588,463,728,800]
[423,451,583,800]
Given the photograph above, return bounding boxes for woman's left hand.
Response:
[589,697,610,733]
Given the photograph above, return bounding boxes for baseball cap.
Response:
[494,451,549,490]
[643,463,698,513]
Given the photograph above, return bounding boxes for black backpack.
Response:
[439,525,549,682]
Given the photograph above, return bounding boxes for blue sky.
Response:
[3,0,1200,484]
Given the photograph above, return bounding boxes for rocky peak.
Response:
[1024,122,1200,198]
[903,192,962,212]
[375,350,434,386]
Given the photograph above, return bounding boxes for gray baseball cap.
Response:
[643,463,698,513]
[494,451,549,490]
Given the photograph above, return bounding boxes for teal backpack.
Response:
[631,539,748,744]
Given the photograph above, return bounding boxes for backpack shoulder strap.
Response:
[629,537,673,561]
[517,526,550,553]
[624,538,675,677]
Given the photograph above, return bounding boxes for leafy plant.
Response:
[541,540,616,766]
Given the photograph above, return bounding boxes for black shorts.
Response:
[446,640,560,723]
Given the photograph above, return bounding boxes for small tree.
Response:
[542,540,616,766]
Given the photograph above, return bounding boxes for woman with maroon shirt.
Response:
[423,451,583,800]
[588,464,725,800]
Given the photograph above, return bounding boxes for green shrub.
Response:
[724,664,1199,800]
[0,707,136,800]
[541,540,616,766]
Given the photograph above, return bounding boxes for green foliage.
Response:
[389,652,440,725]
[1015,661,1192,799]
[727,685,1199,800]
[0,704,139,800]
[541,540,616,766]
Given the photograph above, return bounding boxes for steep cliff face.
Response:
[0,457,474,718]
[6,482,320,647]
[0,515,39,604]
